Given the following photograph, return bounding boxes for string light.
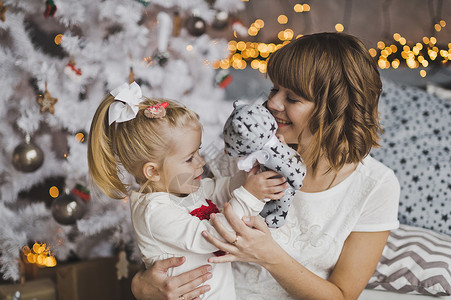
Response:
[254,19,265,28]
[335,23,344,32]
[75,132,85,143]
[216,39,287,73]
[294,3,310,12]
[49,186,59,198]
[22,242,57,268]
[54,34,63,45]
[219,3,449,76]
[277,15,288,24]
[248,26,259,36]
[294,4,303,12]
[374,30,450,77]
[143,56,153,67]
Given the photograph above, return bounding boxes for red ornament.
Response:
[215,70,233,89]
[71,184,90,202]
[44,0,57,18]
[66,61,82,76]
[190,199,226,256]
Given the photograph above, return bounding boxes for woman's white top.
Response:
[129,176,264,300]
[233,155,400,299]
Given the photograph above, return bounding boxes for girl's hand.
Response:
[275,134,286,144]
[243,165,287,201]
[131,257,212,300]
[202,202,283,267]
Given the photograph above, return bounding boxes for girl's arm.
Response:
[202,166,287,232]
[143,167,286,255]
[207,165,285,209]
[202,203,389,300]
[130,167,286,300]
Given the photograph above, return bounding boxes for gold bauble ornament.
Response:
[12,136,44,173]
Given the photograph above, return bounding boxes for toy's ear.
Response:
[233,99,247,108]
[142,162,161,182]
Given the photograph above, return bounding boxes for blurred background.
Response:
[0,0,449,299]
[221,0,451,99]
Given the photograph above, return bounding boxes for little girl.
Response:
[87,82,287,299]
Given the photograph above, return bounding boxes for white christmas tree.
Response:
[0,0,243,281]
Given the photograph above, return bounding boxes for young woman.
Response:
[131,32,400,300]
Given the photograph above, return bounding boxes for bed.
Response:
[361,78,451,299]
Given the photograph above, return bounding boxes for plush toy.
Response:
[223,101,306,228]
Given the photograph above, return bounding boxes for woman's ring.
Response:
[231,235,238,245]
[178,295,185,300]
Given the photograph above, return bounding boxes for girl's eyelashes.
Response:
[186,146,202,163]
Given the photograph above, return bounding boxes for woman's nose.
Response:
[267,92,284,112]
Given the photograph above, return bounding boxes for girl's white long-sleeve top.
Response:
[129,176,265,300]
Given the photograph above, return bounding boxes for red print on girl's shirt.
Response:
[190,199,226,256]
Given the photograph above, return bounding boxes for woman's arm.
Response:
[202,203,389,300]
[131,257,212,300]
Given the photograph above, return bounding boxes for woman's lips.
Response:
[274,117,291,127]
[194,173,202,180]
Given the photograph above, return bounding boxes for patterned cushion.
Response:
[367,224,451,296]
[371,78,451,235]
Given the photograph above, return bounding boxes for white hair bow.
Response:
[108,81,143,125]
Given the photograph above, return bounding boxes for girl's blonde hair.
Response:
[87,95,200,199]
[267,32,382,172]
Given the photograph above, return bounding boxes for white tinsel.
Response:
[0,0,243,280]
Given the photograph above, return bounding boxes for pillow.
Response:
[367,224,451,296]
[371,78,451,235]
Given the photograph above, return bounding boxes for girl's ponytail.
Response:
[87,95,127,199]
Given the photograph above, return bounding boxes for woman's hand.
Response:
[243,165,287,201]
[131,257,212,300]
[202,202,283,267]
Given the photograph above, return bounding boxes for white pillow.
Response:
[367,224,451,296]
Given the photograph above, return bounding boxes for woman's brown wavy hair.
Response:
[267,32,382,172]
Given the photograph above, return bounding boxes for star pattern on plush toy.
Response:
[223,101,307,228]
[270,123,276,132]
[279,211,288,219]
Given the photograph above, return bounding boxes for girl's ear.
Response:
[143,162,160,182]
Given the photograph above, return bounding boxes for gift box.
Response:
[0,278,56,300]
[55,257,139,300]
